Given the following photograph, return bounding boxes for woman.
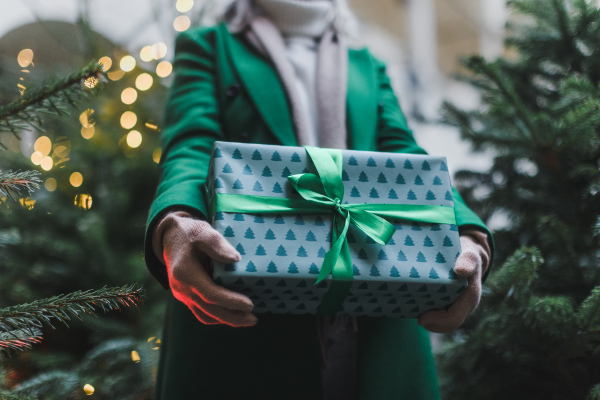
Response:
[144,1,493,399]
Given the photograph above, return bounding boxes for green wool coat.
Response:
[145,23,493,400]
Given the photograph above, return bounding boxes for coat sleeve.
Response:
[372,56,495,278]
[144,27,223,289]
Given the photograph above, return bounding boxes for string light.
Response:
[131,350,141,363]
[176,0,194,12]
[156,61,172,78]
[121,87,138,104]
[152,148,162,164]
[34,136,52,156]
[135,73,153,91]
[120,55,136,72]
[18,49,34,67]
[173,15,191,32]
[83,384,95,395]
[98,56,112,71]
[81,126,95,139]
[19,198,35,210]
[79,109,95,128]
[45,178,57,192]
[127,130,142,148]
[74,193,93,210]
[108,70,125,81]
[70,172,83,187]
[154,42,168,59]
[140,46,153,62]
[120,111,137,129]
[31,151,43,165]
[40,156,53,171]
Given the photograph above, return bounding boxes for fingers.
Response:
[199,302,258,327]
[453,249,480,277]
[192,223,242,264]
[191,281,255,313]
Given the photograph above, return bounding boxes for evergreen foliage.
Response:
[438,2,600,399]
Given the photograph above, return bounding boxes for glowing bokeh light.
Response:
[127,130,142,148]
[120,111,137,129]
[84,77,99,89]
[45,178,57,192]
[135,73,153,91]
[70,172,83,187]
[34,136,52,157]
[83,384,95,395]
[108,70,125,81]
[152,148,162,164]
[156,61,172,78]
[81,126,95,139]
[120,55,136,72]
[79,109,95,128]
[18,49,34,67]
[98,56,112,71]
[19,197,35,210]
[173,15,191,32]
[140,46,153,62]
[31,151,43,165]
[154,42,168,59]
[74,193,93,210]
[176,0,194,12]
[40,156,53,171]
[121,87,138,104]
[131,350,141,363]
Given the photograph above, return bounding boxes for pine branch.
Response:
[0,170,42,201]
[577,286,600,333]
[0,285,144,356]
[0,329,43,354]
[0,61,107,136]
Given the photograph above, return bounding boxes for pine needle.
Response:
[0,61,107,135]
[0,170,42,201]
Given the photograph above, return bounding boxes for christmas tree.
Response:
[438,1,600,399]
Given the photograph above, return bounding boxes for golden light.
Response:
[34,136,52,156]
[98,56,112,71]
[176,0,194,12]
[53,145,70,159]
[120,55,136,72]
[70,172,83,187]
[140,46,153,62]
[154,42,168,59]
[131,350,141,363]
[18,49,34,67]
[135,73,153,91]
[74,193,93,210]
[120,111,137,129]
[81,126,95,139]
[156,61,172,78]
[145,121,159,130]
[31,151,43,165]
[108,70,125,81]
[127,130,142,148]
[45,178,57,192]
[173,15,191,32]
[121,87,138,104]
[148,337,162,350]
[84,76,99,89]
[79,109,95,128]
[152,148,162,164]
[83,384,95,395]
[19,197,36,210]
[40,156,53,171]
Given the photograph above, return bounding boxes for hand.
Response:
[154,212,257,327]
[417,233,490,333]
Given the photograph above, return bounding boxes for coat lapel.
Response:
[221,25,298,147]
[346,48,377,151]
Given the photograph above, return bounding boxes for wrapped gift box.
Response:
[205,141,466,318]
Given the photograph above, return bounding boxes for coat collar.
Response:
[221,23,376,150]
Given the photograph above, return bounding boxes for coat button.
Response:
[226,83,241,98]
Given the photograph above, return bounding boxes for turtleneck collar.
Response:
[252,0,335,38]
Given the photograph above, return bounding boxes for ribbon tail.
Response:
[315,214,350,284]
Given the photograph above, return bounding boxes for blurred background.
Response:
[2,0,600,399]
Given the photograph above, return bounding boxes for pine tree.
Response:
[437,2,600,399]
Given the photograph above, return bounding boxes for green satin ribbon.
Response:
[211,146,457,314]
